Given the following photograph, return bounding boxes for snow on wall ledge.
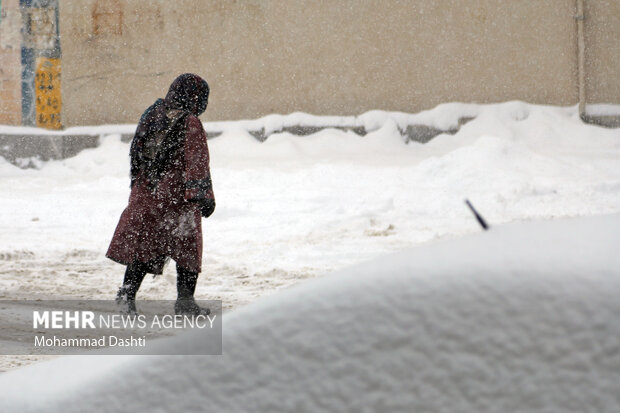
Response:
[0,213,619,412]
[0,101,594,167]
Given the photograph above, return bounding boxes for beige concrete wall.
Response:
[584,0,620,104]
[0,0,22,125]
[51,0,620,125]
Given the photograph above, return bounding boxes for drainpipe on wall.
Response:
[575,0,586,120]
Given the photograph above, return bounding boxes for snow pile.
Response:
[0,124,136,136]
[585,104,620,117]
[0,213,619,412]
[0,103,479,139]
[204,102,481,136]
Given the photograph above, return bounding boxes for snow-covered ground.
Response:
[0,212,619,412]
[0,102,619,372]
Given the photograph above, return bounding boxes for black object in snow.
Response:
[465,199,490,231]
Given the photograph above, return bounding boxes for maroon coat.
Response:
[107,74,213,274]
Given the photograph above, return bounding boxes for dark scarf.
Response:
[130,74,209,189]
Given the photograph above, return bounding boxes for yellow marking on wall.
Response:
[35,57,62,130]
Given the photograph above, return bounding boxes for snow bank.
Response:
[586,104,620,117]
[0,101,528,141]
[0,124,136,136]
[204,102,482,136]
[0,213,619,412]
[0,103,480,140]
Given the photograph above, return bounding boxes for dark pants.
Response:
[122,261,199,301]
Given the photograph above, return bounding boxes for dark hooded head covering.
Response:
[164,73,210,116]
[129,74,210,188]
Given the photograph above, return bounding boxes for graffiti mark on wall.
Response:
[25,8,57,50]
[35,57,61,129]
[19,0,61,129]
[92,0,123,36]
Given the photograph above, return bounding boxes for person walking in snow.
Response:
[106,73,215,316]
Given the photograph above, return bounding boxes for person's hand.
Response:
[200,199,216,218]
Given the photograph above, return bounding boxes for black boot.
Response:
[116,287,138,315]
[175,264,210,316]
[116,262,147,315]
